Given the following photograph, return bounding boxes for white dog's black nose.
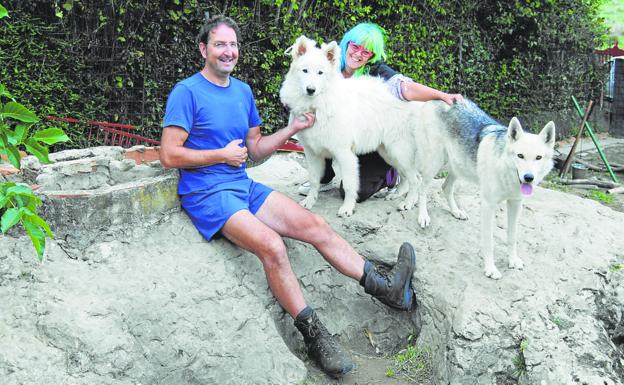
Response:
[523,173,534,183]
[306,86,316,95]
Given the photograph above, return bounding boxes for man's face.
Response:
[200,24,239,77]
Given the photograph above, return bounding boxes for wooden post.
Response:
[560,100,593,177]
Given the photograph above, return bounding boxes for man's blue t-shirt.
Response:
[163,72,262,194]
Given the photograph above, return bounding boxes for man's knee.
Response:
[257,234,289,268]
[304,213,333,240]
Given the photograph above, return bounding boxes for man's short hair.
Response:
[196,15,241,45]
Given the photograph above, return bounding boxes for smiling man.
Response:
[159,15,418,379]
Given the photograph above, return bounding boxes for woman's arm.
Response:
[401,82,463,105]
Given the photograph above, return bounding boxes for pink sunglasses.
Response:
[348,41,374,59]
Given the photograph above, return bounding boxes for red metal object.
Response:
[277,140,304,152]
[595,40,624,63]
[45,115,159,148]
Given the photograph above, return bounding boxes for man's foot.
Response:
[363,242,416,310]
[298,180,334,196]
[294,310,354,378]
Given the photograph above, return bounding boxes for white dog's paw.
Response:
[300,196,316,209]
[484,265,502,280]
[418,212,431,228]
[398,198,416,211]
[337,204,354,217]
[451,209,468,220]
[508,257,525,270]
[385,191,402,201]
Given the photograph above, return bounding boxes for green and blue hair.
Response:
[339,22,387,77]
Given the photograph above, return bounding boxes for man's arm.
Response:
[159,126,248,169]
[246,113,315,161]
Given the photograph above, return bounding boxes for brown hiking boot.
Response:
[363,242,416,310]
[294,310,354,378]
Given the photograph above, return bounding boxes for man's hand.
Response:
[441,93,464,106]
[222,139,248,167]
[290,112,316,134]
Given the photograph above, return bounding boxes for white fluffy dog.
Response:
[279,36,422,217]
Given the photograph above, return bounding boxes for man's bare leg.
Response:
[221,209,306,318]
[255,191,365,280]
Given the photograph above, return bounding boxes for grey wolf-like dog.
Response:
[399,99,555,279]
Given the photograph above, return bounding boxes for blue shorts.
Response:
[180,177,273,241]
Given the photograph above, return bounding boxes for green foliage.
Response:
[1,0,610,142]
[598,0,624,46]
[0,82,68,260]
[387,339,432,382]
[512,338,528,378]
[609,263,623,273]
[585,189,615,204]
[0,1,69,261]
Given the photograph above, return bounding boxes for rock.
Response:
[0,151,622,384]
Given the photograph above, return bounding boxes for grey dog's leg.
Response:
[506,199,524,270]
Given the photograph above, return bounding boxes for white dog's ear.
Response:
[285,35,316,58]
[539,121,556,147]
[321,41,340,70]
[507,117,524,142]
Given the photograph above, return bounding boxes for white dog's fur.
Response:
[403,100,556,279]
[279,36,422,216]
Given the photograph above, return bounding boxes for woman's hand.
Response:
[441,93,464,105]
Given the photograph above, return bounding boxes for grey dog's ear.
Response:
[320,41,340,68]
[539,121,556,147]
[285,35,317,58]
[507,117,524,143]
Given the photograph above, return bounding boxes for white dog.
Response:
[279,36,422,216]
[403,99,556,279]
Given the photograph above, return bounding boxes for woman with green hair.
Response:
[298,22,463,201]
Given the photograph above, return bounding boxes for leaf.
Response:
[24,138,50,164]
[1,102,39,123]
[1,208,22,233]
[62,1,73,12]
[4,144,21,169]
[13,124,30,144]
[23,219,46,262]
[5,184,35,199]
[0,5,8,19]
[23,211,53,238]
[32,127,69,145]
[0,84,14,100]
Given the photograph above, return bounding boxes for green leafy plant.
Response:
[1,4,69,260]
[386,338,431,382]
[512,338,528,378]
[585,190,615,205]
[0,81,69,260]
[609,263,623,273]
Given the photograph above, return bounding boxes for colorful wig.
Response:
[339,22,387,77]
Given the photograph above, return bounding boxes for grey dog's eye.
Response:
[517,154,524,159]
[302,69,308,73]
[318,70,324,75]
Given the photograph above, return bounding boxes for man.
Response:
[160,15,417,379]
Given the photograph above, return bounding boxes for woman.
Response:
[298,22,463,202]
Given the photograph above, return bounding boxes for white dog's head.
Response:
[280,35,341,104]
[506,117,556,196]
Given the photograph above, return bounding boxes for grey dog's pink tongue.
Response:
[521,183,533,196]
